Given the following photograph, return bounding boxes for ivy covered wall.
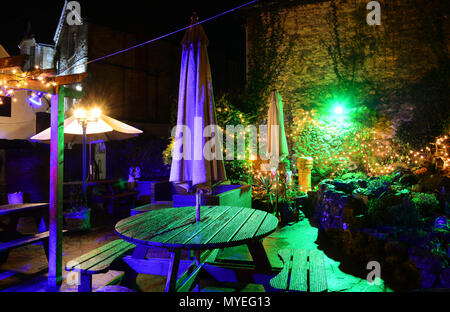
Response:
[244,0,449,179]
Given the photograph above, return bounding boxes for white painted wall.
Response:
[0,90,49,140]
[0,44,50,140]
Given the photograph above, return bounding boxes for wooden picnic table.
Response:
[115,205,279,292]
[0,203,49,229]
[64,179,138,214]
[63,179,120,187]
[0,203,50,265]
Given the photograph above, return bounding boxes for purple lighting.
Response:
[28,93,43,107]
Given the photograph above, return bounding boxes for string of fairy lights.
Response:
[216,102,449,198]
[0,65,56,105]
[291,109,450,178]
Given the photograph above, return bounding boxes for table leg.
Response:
[191,250,202,292]
[7,216,20,232]
[165,249,181,292]
[247,240,271,271]
[121,244,149,289]
[33,215,48,233]
[0,221,7,231]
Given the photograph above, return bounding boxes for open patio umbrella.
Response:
[267,90,289,216]
[30,113,143,206]
[170,15,226,221]
[30,115,143,144]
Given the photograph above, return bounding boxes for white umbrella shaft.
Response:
[82,123,87,207]
[195,189,202,222]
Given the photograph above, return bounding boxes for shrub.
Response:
[339,171,367,181]
[389,198,420,228]
[412,192,441,219]
[368,192,403,226]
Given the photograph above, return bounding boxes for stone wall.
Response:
[248,0,449,125]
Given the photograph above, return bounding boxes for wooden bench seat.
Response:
[0,231,50,253]
[103,191,139,215]
[270,249,327,292]
[65,239,135,292]
[0,230,67,265]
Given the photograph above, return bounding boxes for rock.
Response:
[331,179,355,194]
[353,191,369,205]
[433,216,449,231]
[439,268,450,288]
[408,247,443,289]
[400,174,418,186]
[372,183,391,198]
[356,179,368,188]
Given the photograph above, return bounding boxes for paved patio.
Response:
[0,209,391,292]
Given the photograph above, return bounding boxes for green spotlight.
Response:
[334,106,344,115]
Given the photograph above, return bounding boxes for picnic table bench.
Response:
[65,239,136,292]
[0,203,60,265]
[270,249,328,292]
[0,231,50,263]
[64,179,139,215]
[102,181,139,215]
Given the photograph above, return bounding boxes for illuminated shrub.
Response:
[291,108,409,181]
[412,193,441,219]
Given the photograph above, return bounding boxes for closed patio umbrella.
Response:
[267,90,289,167]
[170,15,226,221]
[267,90,289,217]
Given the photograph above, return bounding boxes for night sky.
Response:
[1,0,254,56]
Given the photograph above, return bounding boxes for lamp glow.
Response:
[90,107,102,119]
[334,106,344,115]
[74,108,87,119]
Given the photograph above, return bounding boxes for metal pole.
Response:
[89,141,92,181]
[195,189,202,222]
[82,122,87,207]
[276,171,279,217]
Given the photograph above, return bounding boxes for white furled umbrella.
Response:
[267,90,289,217]
[267,90,289,167]
[170,15,226,221]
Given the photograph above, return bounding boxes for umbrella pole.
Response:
[195,189,202,222]
[89,141,92,181]
[276,170,279,217]
[82,122,88,207]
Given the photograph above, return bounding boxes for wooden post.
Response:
[48,88,65,288]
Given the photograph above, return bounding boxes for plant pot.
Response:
[64,208,91,232]
[279,202,298,225]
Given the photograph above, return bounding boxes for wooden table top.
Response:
[64,179,120,186]
[0,203,49,216]
[115,206,278,250]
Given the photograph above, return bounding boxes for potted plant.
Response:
[64,186,91,232]
[279,183,302,226]
[252,172,275,213]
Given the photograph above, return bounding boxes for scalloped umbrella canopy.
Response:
[169,22,226,193]
[30,115,143,144]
